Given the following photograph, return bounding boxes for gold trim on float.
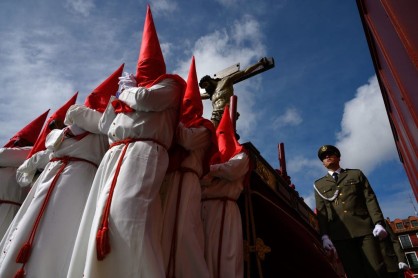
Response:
[243,238,272,261]
[254,157,277,190]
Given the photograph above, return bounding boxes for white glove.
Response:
[321,234,336,255]
[118,72,137,91]
[372,224,388,240]
[399,262,409,270]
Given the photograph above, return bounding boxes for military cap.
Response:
[317,145,341,160]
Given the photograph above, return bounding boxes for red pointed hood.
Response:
[27,92,78,158]
[84,64,124,112]
[4,110,50,148]
[135,5,166,88]
[181,56,204,127]
[212,105,243,164]
[179,56,217,174]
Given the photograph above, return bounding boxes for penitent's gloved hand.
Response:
[118,72,137,92]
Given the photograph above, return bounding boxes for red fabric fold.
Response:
[211,105,243,164]
[405,269,415,278]
[4,110,49,148]
[27,93,78,159]
[111,99,134,114]
[14,268,25,278]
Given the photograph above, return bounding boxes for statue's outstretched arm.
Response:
[231,57,269,81]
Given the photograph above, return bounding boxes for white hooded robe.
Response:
[0,105,108,278]
[67,78,182,278]
[160,124,210,278]
[0,147,31,239]
[201,152,249,278]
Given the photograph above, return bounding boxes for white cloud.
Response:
[215,0,238,7]
[287,155,324,186]
[160,42,173,61]
[0,28,76,143]
[231,14,263,45]
[179,15,266,138]
[151,0,178,14]
[272,107,303,128]
[336,75,397,174]
[65,0,95,17]
[301,192,316,211]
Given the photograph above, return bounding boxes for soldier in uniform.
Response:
[314,145,389,278]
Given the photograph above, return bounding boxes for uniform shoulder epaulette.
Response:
[314,176,327,184]
[344,168,360,172]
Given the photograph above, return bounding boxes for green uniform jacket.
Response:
[314,169,385,240]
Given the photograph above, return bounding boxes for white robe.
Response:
[0,147,31,239]
[67,78,182,278]
[201,152,249,278]
[0,106,108,278]
[0,149,51,255]
[160,124,210,278]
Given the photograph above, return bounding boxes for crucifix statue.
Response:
[199,57,274,128]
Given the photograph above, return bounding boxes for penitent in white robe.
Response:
[0,106,108,278]
[67,78,182,278]
[160,124,210,278]
[0,147,31,239]
[201,152,249,278]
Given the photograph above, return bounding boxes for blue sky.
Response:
[0,0,415,220]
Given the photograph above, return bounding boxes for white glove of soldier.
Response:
[372,224,388,240]
[322,234,336,255]
[118,72,137,91]
[399,262,409,270]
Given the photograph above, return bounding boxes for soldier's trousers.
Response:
[334,234,389,278]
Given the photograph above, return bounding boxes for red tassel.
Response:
[96,227,110,260]
[14,268,25,278]
[16,242,31,263]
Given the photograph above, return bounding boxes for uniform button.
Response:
[344,210,347,213]
[339,193,343,196]
[112,123,115,125]
[342,202,345,204]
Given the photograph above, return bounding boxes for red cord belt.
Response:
[14,156,97,278]
[96,138,167,261]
